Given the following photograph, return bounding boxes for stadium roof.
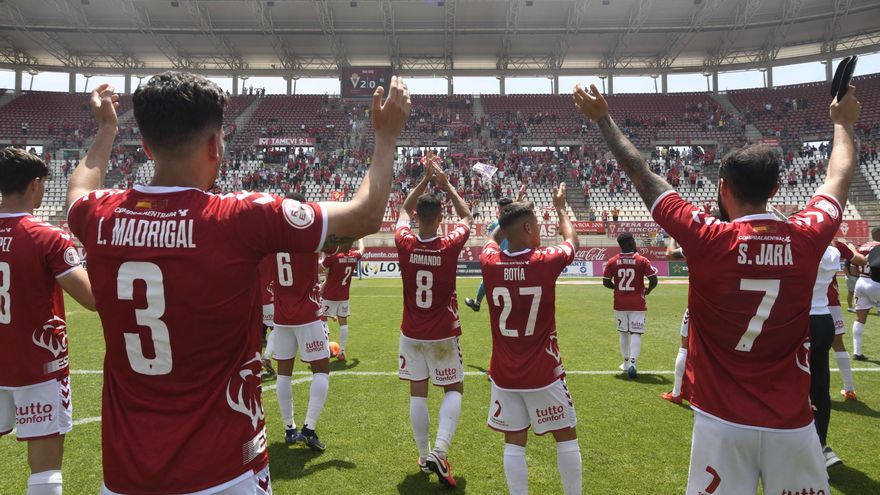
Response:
[1,0,879,77]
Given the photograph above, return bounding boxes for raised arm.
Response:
[573,84,672,209]
[321,77,411,248]
[432,164,473,226]
[666,238,684,260]
[402,165,434,217]
[553,183,579,250]
[515,183,527,202]
[815,86,861,206]
[67,83,119,206]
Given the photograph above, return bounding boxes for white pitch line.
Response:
[69,367,880,376]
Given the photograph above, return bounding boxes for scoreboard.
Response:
[342,67,392,98]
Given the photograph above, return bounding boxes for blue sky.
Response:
[1,51,878,95]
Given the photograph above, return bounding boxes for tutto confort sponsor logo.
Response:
[535,405,565,425]
[17,402,54,425]
[435,368,458,380]
[305,340,325,353]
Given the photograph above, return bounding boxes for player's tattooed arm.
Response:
[602,277,615,290]
[595,115,672,210]
[573,83,672,210]
[645,275,659,295]
[322,234,357,252]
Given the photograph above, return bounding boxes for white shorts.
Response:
[262,304,274,326]
[0,377,72,440]
[854,277,880,311]
[272,321,329,363]
[615,311,646,334]
[680,308,690,338]
[829,305,846,336]
[101,465,271,495]
[686,411,828,495]
[487,378,577,435]
[322,300,351,318]
[398,334,463,387]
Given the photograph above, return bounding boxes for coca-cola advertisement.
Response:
[573,246,669,262]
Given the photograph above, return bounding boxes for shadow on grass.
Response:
[612,373,671,385]
[830,398,880,418]
[397,472,468,494]
[329,357,361,372]
[466,364,488,374]
[267,442,356,481]
[829,464,880,493]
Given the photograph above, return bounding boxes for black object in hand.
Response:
[831,56,858,102]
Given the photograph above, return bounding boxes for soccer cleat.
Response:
[297,428,326,451]
[426,451,457,488]
[823,446,843,468]
[464,298,481,312]
[847,307,855,313]
[336,352,346,362]
[661,392,683,404]
[853,354,868,361]
[284,427,299,445]
[628,365,637,379]
[417,457,432,474]
[619,362,627,371]
[841,389,858,401]
[262,358,276,377]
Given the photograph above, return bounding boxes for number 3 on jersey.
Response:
[118,262,173,375]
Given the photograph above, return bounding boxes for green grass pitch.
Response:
[2,278,879,494]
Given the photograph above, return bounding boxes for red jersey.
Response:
[0,213,79,388]
[652,191,841,429]
[855,241,880,278]
[67,186,326,494]
[258,256,275,306]
[322,249,362,301]
[827,241,854,307]
[603,252,658,311]
[395,221,469,341]
[272,252,322,326]
[481,241,575,390]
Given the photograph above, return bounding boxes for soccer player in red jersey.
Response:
[576,81,860,493]
[851,227,880,360]
[320,238,364,360]
[271,192,331,451]
[481,183,582,495]
[65,73,410,495]
[603,232,658,378]
[395,163,472,488]
[0,148,95,495]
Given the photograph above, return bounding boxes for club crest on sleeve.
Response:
[282,199,316,229]
[814,199,839,220]
[63,246,81,267]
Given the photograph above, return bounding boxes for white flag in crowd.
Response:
[473,162,497,181]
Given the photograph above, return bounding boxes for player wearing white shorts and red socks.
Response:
[272,193,331,451]
[827,241,865,400]
[396,164,472,488]
[576,80,859,494]
[481,184,582,495]
[851,229,880,361]
[320,238,364,360]
[66,74,411,495]
[603,232,658,378]
[0,148,95,495]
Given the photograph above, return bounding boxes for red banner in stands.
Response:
[760,137,782,147]
[573,221,605,234]
[378,222,486,237]
[256,137,316,146]
[606,221,661,237]
[839,220,869,240]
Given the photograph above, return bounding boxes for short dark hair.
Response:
[719,145,780,205]
[0,147,48,195]
[498,197,514,208]
[133,71,227,153]
[416,193,442,222]
[499,201,535,230]
[617,232,636,252]
[286,192,306,202]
